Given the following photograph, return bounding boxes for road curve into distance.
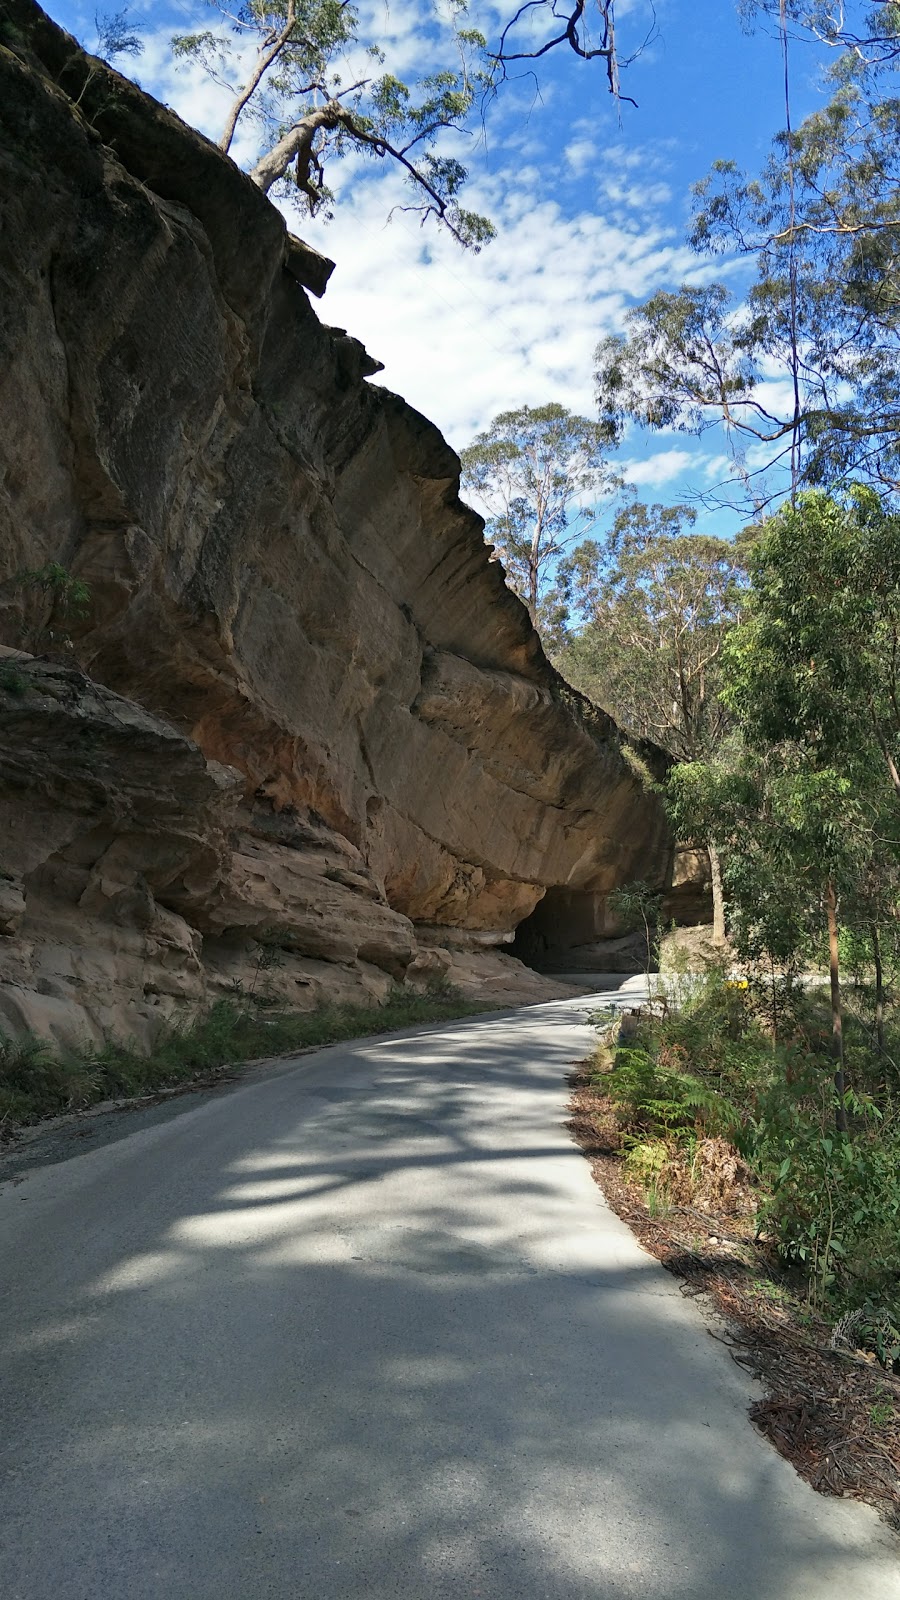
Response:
[1,987,897,1599]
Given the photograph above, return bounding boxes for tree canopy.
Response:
[460,404,618,620]
[668,488,900,1114]
[594,4,900,505]
[552,503,746,763]
[171,0,495,246]
[722,488,900,798]
[741,0,900,60]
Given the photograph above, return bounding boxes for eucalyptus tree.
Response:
[491,0,656,101]
[553,502,747,940]
[728,485,900,1047]
[171,0,495,246]
[594,4,900,503]
[669,488,900,1114]
[729,489,900,799]
[667,749,882,1127]
[459,404,620,620]
[740,0,900,60]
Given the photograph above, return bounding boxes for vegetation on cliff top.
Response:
[170,0,496,246]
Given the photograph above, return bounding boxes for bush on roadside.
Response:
[593,962,900,1363]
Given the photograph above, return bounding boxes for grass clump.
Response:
[0,983,482,1132]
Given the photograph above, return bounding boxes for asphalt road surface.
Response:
[1,986,897,1599]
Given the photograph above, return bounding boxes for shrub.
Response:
[593,959,900,1356]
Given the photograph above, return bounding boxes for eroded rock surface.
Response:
[0,3,670,1045]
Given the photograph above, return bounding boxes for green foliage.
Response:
[169,0,494,247]
[622,1136,670,1184]
[0,987,482,1129]
[596,961,900,1361]
[607,879,662,929]
[858,1308,900,1374]
[724,489,900,800]
[606,969,761,1132]
[460,404,618,617]
[593,8,900,500]
[622,1137,673,1216]
[14,562,91,656]
[16,562,90,617]
[605,1043,742,1140]
[94,8,144,62]
[551,502,745,763]
[671,755,870,967]
[0,664,27,696]
[667,490,900,982]
[0,1032,101,1126]
[751,1078,900,1314]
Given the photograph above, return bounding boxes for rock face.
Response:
[0,2,671,1045]
[662,846,714,927]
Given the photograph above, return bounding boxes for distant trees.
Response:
[170,0,495,247]
[460,404,619,621]
[553,503,745,761]
[551,503,746,940]
[535,482,900,991]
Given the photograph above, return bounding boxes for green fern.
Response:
[606,1045,740,1139]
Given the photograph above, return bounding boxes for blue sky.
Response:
[43,0,838,530]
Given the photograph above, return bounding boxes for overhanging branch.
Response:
[492,0,654,106]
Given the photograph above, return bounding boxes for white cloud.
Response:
[96,5,726,466]
[620,448,696,486]
[700,452,735,482]
[564,138,598,176]
[599,177,673,211]
[750,377,797,420]
[295,167,703,446]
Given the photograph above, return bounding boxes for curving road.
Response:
[0,987,897,1599]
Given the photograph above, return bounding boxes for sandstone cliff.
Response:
[0,1,671,1046]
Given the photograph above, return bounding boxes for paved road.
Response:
[1,989,897,1599]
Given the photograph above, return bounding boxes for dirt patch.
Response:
[567,1067,900,1529]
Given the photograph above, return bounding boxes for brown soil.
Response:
[567,1067,900,1529]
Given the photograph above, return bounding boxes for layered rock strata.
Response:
[0,3,670,1044]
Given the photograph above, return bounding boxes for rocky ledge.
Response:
[0,2,672,1046]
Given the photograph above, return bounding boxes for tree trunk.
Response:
[708,840,726,945]
[250,105,341,196]
[825,879,849,1133]
[872,922,885,1055]
[219,2,297,156]
[642,909,654,999]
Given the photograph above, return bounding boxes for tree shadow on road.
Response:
[1,1003,895,1598]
